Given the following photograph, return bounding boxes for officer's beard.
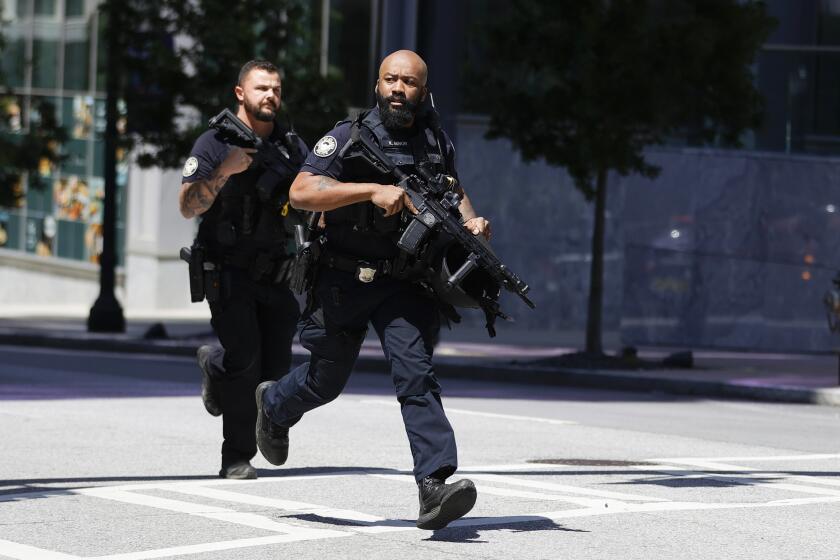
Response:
[244,98,277,122]
[376,91,419,129]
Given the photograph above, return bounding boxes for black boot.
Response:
[416,476,477,530]
[219,461,257,480]
[196,345,222,417]
[255,381,289,465]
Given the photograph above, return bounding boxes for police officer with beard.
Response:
[179,60,308,480]
[254,50,491,529]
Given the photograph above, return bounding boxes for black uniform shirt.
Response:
[181,121,309,256]
[301,110,458,182]
[182,125,309,185]
[301,109,459,260]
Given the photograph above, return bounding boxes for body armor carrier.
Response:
[197,126,305,279]
[325,108,452,261]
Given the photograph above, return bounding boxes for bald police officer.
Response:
[254,50,491,529]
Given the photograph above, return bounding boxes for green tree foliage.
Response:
[113,0,346,168]
[476,0,775,353]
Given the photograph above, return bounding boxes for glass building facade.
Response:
[754,0,840,154]
[0,0,126,265]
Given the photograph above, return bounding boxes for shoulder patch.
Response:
[313,136,338,158]
[182,156,199,178]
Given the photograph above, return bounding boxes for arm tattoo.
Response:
[316,176,338,191]
[182,168,230,216]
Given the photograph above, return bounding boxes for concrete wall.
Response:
[0,247,125,312]
[123,162,195,311]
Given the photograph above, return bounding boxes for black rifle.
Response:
[208,108,300,203]
[347,125,534,334]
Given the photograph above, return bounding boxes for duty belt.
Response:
[321,248,394,283]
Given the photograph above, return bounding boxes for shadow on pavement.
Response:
[426,517,587,543]
[0,466,403,500]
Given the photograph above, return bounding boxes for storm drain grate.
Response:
[527,458,653,467]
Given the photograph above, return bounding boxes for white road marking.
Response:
[654,453,840,463]
[359,399,577,425]
[467,473,670,502]
[0,474,369,504]
[78,488,346,537]
[86,534,351,560]
[471,483,629,508]
[521,495,840,523]
[4,459,840,559]
[711,401,840,420]
[371,472,668,502]
[0,539,80,560]
[638,459,840,497]
[166,485,401,527]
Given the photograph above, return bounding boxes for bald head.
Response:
[378,50,428,86]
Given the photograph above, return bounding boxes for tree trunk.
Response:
[584,168,608,355]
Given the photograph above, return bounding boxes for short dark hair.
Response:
[237,60,280,85]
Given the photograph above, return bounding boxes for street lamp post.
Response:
[88,0,125,333]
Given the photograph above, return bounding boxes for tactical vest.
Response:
[326,108,452,260]
[197,126,305,267]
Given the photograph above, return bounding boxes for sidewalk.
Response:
[1,308,839,406]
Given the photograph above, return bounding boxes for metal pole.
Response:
[88,0,125,333]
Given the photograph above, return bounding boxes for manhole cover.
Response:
[527,459,652,467]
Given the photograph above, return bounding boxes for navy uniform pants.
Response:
[263,267,458,482]
[206,269,301,469]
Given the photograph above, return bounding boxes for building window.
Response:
[32,39,59,89]
[34,0,56,17]
[0,1,125,266]
[65,0,84,17]
[63,40,90,91]
[0,37,26,88]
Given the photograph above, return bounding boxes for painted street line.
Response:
[370,472,669,502]
[358,399,578,425]
[470,483,630,509]
[4,459,840,560]
[0,539,79,560]
[88,534,352,560]
[653,453,840,463]
[458,463,571,472]
[0,474,358,503]
[79,487,347,537]
[518,495,840,524]
[164,485,415,534]
[636,459,840,497]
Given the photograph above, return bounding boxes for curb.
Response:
[431,361,840,407]
[2,332,839,407]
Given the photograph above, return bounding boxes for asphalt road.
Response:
[1,345,840,560]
